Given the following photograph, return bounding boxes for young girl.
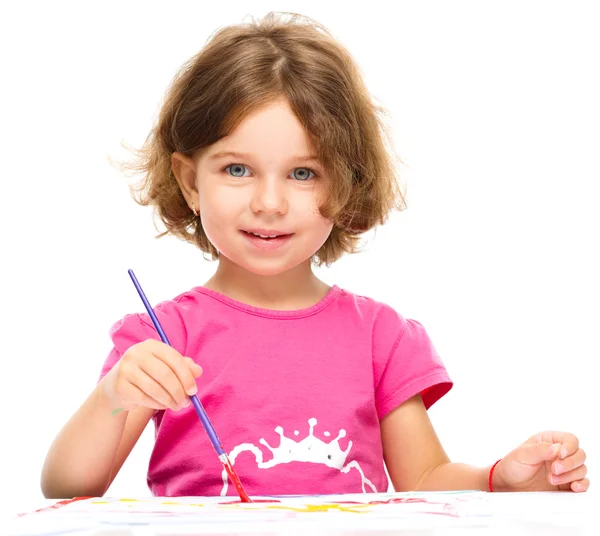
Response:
[41,12,589,499]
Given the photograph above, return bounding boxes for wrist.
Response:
[94,378,127,416]
[488,459,505,492]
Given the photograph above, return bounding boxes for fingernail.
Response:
[561,446,568,459]
[187,386,197,396]
[554,463,563,474]
[181,399,190,408]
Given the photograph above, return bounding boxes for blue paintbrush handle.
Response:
[128,269,226,457]
[188,396,225,456]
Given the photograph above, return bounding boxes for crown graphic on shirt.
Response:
[259,418,352,469]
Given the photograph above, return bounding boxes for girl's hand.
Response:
[493,431,589,492]
[100,339,203,412]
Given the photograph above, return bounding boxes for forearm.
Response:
[416,462,493,492]
[41,384,127,498]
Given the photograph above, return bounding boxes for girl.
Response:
[41,12,588,499]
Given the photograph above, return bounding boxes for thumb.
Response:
[516,442,561,465]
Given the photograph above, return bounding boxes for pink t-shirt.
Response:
[99,285,452,497]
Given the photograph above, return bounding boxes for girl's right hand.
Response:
[100,339,203,412]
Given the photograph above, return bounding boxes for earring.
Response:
[191,202,199,217]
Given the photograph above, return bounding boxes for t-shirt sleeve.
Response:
[372,305,452,420]
[97,300,189,383]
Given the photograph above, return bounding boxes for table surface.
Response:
[6,490,599,535]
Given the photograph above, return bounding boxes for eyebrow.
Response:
[209,151,320,163]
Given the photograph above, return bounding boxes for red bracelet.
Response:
[488,459,502,492]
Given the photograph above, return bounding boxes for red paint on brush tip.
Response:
[223,458,252,503]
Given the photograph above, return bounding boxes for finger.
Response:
[531,432,579,460]
[516,442,561,464]
[558,436,580,461]
[549,464,587,487]
[569,478,590,493]
[150,342,199,398]
[553,448,586,475]
[141,358,190,409]
[124,382,168,411]
[132,366,182,411]
[185,357,203,379]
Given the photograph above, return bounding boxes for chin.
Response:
[218,250,305,277]
[238,259,299,277]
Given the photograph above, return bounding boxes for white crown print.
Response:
[220,417,377,495]
[258,418,352,469]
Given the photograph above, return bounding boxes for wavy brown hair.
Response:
[117,11,406,266]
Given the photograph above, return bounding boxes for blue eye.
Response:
[223,164,317,181]
[291,168,315,181]
[225,164,250,177]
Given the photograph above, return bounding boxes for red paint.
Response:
[336,497,458,517]
[18,496,93,516]
[220,499,281,504]
[369,497,431,505]
[337,497,432,505]
[222,458,252,503]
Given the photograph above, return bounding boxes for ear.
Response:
[171,152,198,209]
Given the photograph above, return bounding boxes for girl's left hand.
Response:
[492,431,589,492]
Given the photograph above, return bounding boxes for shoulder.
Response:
[335,287,435,361]
[108,286,205,352]
[110,287,191,326]
[335,286,408,332]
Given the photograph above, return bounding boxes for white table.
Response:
[6,491,598,535]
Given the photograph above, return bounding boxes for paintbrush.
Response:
[127,269,252,503]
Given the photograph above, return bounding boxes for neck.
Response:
[203,257,330,310]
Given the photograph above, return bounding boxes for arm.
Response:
[41,340,202,499]
[382,394,591,493]
[41,382,154,498]
[381,394,491,491]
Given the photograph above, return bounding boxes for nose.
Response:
[250,175,288,215]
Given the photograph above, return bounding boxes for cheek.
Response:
[197,185,247,250]
[304,200,334,247]
[200,201,230,240]
[314,218,334,246]
[198,186,226,237]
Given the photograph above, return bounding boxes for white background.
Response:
[1,0,598,517]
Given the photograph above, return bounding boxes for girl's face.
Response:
[182,98,334,276]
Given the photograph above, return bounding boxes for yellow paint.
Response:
[89,497,372,514]
[217,501,371,513]
[161,501,204,507]
[266,503,369,514]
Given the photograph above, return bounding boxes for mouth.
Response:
[240,229,294,250]
[241,230,293,240]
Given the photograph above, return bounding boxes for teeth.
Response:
[250,232,278,238]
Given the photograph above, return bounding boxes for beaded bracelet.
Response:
[488,459,502,492]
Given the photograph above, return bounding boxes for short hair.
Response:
[118,12,406,266]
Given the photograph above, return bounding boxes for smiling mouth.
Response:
[241,230,292,240]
